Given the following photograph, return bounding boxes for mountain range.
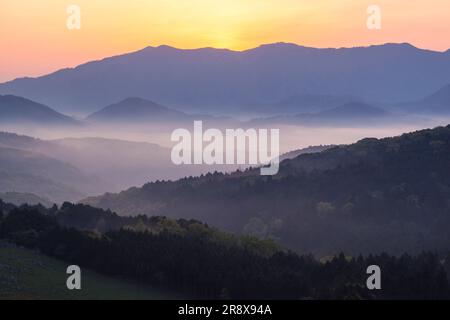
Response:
[1,43,450,115]
[0,90,447,131]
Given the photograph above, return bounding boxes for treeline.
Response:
[1,201,449,299]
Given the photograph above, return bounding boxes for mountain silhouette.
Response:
[416,84,450,114]
[86,97,189,123]
[252,93,358,115]
[0,95,78,125]
[1,43,449,114]
[250,101,397,126]
[312,102,389,118]
[0,145,99,203]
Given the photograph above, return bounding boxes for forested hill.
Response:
[1,202,449,299]
[84,125,450,256]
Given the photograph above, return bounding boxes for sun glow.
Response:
[0,0,449,82]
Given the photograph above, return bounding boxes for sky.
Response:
[0,0,449,82]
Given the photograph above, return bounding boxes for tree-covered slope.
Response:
[1,202,449,299]
[84,125,450,255]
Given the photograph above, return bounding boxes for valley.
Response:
[1,40,450,300]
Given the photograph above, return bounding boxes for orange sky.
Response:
[1,0,449,82]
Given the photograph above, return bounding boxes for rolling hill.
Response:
[0,146,102,203]
[2,202,448,299]
[85,97,238,127]
[83,124,450,256]
[0,132,241,195]
[0,132,173,195]
[86,97,189,123]
[0,192,53,207]
[410,84,450,114]
[0,95,78,126]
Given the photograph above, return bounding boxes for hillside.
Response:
[0,95,78,126]
[414,84,450,114]
[84,125,450,255]
[0,244,181,300]
[280,145,336,161]
[0,192,53,207]
[1,203,448,299]
[86,97,189,123]
[0,146,102,203]
[0,132,239,193]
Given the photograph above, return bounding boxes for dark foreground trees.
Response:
[1,203,449,299]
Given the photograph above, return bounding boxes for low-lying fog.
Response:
[2,116,449,203]
[3,118,449,153]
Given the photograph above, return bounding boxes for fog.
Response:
[2,114,449,204]
[3,117,448,154]
[0,118,449,202]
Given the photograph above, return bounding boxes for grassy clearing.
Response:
[0,244,183,300]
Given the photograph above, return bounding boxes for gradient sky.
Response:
[1,0,449,82]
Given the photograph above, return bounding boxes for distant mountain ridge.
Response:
[0,192,53,207]
[394,84,450,115]
[86,97,239,126]
[250,93,359,115]
[415,84,450,114]
[1,43,449,115]
[86,97,189,123]
[0,131,244,198]
[0,132,171,195]
[250,101,408,126]
[0,145,99,203]
[0,95,78,125]
[314,102,389,118]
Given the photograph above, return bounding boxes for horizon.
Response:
[2,41,449,84]
[1,0,450,82]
